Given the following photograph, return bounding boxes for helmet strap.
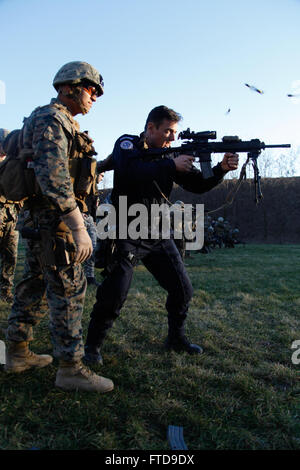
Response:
[59,85,89,115]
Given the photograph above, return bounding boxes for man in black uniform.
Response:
[84,105,239,363]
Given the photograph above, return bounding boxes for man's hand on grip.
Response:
[174,154,195,172]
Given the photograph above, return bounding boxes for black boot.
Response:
[83,345,103,365]
[165,334,203,355]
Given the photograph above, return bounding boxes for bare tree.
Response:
[223,148,298,179]
[275,148,298,177]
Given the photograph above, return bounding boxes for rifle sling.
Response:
[153,156,249,215]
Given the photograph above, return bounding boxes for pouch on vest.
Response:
[0,130,40,203]
[20,216,41,240]
[55,221,76,265]
[39,222,76,268]
[69,130,97,212]
[39,229,56,268]
[74,157,97,196]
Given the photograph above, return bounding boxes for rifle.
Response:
[142,129,291,204]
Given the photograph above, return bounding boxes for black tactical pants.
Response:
[85,238,194,348]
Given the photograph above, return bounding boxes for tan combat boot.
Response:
[4,341,53,373]
[55,360,114,393]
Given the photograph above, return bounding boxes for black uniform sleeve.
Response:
[113,137,177,185]
[174,162,226,194]
[97,153,114,173]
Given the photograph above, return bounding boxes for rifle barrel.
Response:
[142,141,291,159]
[264,144,291,148]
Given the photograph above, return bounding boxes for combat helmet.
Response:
[53,61,104,96]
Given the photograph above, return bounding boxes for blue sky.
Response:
[1,0,300,185]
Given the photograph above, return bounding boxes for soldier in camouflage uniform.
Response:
[0,129,20,302]
[5,62,113,393]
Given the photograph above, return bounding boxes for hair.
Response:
[144,105,182,131]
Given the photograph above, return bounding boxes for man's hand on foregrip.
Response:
[221,153,239,172]
[61,207,93,264]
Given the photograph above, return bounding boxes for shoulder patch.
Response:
[120,140,134,150]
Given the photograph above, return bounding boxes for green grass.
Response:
[0,243,299,450]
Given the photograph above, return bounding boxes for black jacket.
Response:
[111,133,226,211]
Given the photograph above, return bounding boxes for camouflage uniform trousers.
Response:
[15,237,49,318]
[0,204,19,297]
[83,213,97,279]
[6,210,87,362]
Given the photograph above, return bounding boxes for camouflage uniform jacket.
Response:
[21,97,79,215]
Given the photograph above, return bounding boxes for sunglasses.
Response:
[82,85,101,98]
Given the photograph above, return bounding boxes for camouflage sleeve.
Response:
[31,116,77,214]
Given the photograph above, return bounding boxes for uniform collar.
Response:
[50,97,80,131]
[138,132,149,150]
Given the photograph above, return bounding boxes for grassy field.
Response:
[0,243,299,451]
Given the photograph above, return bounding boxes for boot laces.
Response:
[77,364,95,379]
